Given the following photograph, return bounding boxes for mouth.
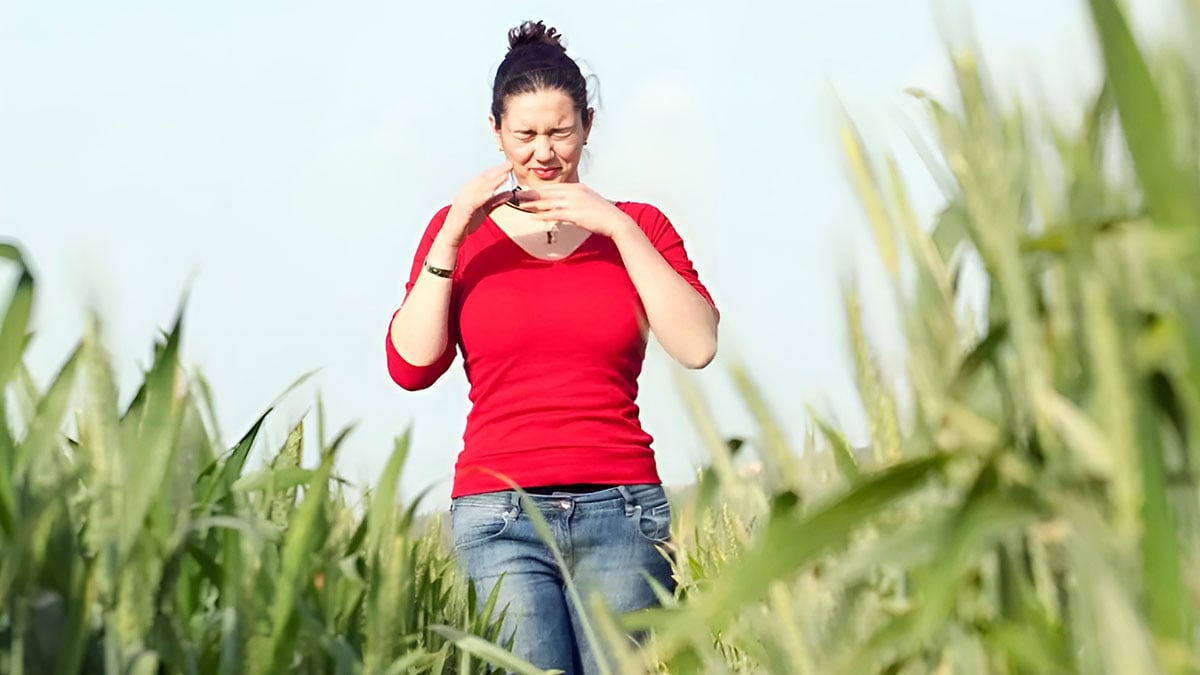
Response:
[529,167,561,180]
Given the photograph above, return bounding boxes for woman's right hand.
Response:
[439,162,515,247]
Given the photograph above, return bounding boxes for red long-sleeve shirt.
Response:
[386,202,716,498]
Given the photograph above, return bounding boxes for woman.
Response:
[385,20,718,673]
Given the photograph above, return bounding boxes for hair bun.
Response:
[507,20,566,53]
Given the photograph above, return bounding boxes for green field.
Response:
[3,1,1200,673]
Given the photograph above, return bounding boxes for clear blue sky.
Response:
[1,0,1168,506]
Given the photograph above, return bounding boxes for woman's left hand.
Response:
[513,183,635,239]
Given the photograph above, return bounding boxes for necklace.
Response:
[505,187,558,245]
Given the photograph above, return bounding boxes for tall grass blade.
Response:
[810,410,861,485]
[842,122,899,279]
[672,368,738,487]
[199,410,270,511]
[0,242,24,265]
[430,625,561,675]
[259,446,336,672]
[53,558,97,675]
[0,268,32,391]
[643,454,947,645]
[192,370,224,448]
[728,361,798,492]
[1135,385,1193,669]
[233,467,320,494]
[265,420,304,527]
[1088,0,1200,233]
[843,286,901,463]
[119,307,184,560]
[367,431,410,563]
[15,346,80,486]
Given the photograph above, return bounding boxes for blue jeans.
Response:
[449,484,676,674]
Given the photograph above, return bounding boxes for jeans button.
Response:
[560,500,571,510]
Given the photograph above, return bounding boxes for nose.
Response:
[532,135,555,163]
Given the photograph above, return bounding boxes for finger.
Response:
[483,191,515,212]
[536,182,592,196]
[512,189,573,208]
[536,213,594,231]
[486,174,513,197]
[511,188,544,203]
[522,183,570,195]
[513,198,564,213]
[481,165,512,189]
[488,165,513,185]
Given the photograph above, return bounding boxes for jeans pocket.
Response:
[451,499,517,551]
[636,501,672,544]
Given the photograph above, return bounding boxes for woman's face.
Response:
[491,88,592,187]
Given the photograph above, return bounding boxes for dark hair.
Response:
[491,21,591,129]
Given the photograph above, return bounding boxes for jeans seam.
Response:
[452,505,517,551]
[634,503,672,544]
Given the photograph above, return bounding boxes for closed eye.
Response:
[511,128,574,141]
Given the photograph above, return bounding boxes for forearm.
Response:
[611,218,718,369]
[390,234,460,366]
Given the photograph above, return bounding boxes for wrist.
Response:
[426,237,460,269]
[608,214,642,244]
[433,212,468,247]
[437,208,472,246]
[422,256,454,279]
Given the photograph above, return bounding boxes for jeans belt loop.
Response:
[616,485,637,516]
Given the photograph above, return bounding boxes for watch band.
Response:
[423,257,454,279]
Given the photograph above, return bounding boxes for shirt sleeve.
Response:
[636,203,719,318]
[385,206,459,390]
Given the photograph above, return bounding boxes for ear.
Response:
[583,107,595,139]
[488,115,503,150]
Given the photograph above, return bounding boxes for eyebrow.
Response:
[512,127,574,135]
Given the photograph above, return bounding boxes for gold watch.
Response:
[423,257,454,279]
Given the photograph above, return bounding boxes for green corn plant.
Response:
[602,0,1200,672]
[0,245,92,675]
[0,241,563,674]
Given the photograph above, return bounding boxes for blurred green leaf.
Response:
[431,625,561,675]
[843,286,901,464]
[842,122,899,278]
[366,431,410,563]
[848,464,1045,671]
[258,444,336,673]
[0,242,25,265]
[811,411,862,485]
[14,346,80,484]
[53,558,97,675]
[198,409,270,512]
[266,420,305,527]
[1136,378,1193,664]
[1088,0,1200,233]
[643,454,948,644]
[233,467,319,495]
[0,269,33,397]
[728,361,798,492]
[118,306,184,561]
